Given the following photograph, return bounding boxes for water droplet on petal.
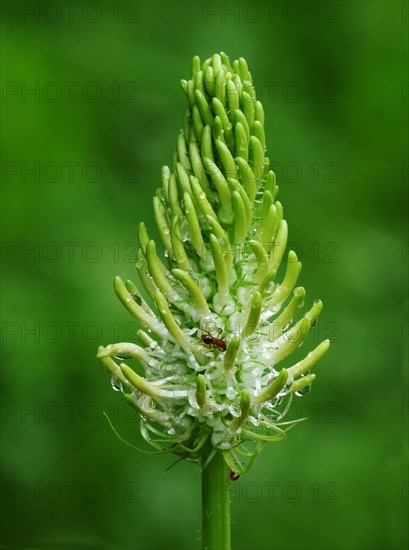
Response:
[110,376,123,392]
[295,385,311,397]
[131,292,142,305]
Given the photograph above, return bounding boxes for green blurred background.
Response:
[1,1,408,549]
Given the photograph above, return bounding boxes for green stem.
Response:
[201,439,231,550]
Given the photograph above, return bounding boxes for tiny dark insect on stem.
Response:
[200,329,227,352]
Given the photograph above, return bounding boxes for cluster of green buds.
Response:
[97,52,330,474]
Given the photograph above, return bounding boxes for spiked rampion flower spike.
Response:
[98,53,330,476]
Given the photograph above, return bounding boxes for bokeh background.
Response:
[1,1,408,549]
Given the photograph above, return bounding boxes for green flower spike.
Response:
[98,53,330,476]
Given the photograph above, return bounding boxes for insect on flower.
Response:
[200,328,227,352]
[97,52,331,476]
